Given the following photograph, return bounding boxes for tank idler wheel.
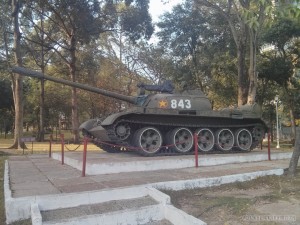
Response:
[134,127,162,156]
[235,128,253,151]
[114,122,131,141]
[167,127,193,153]
[215,129,234,151]
[196,128,214,152]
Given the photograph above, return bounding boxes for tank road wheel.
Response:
[114,122,131,141]
[215,129,234,151]
[196,128,214,152]
[235,128,253,151]
[168,128,194,153]
[134,127,162,156]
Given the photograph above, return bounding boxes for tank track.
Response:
[93,136,255,157]
[99,116,265,157]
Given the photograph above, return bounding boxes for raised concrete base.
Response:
[52,151,292,175]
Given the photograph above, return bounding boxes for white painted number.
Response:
[185,99,191,109]
[170,99,191,109]
[171,99,177,108]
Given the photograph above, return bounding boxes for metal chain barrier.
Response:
[64,144,82,152]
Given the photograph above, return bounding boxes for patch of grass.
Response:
[10,219,31,225]
[0,151,7,225]
[164,169,300,225]
[200,196,253,216]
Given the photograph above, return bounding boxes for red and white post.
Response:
[82,137,88,177]
[268,130,271,161]
[49,134,53,158]
[60,134,65,165]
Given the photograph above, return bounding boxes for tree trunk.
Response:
[69,33,80,143]
[288,131,300,176]
[247,30,257,105]
[38,76,45,142]
[237,41,248,106]
[9,0,25,149]
[38,6,45,142]
[287,92,296,145]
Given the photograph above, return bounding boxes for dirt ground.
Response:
[163,170,300,225]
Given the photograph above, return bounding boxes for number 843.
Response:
[170,99,191,109]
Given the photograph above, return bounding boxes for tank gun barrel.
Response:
[12,66,137,104]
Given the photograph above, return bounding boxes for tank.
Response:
[12,66,267,156]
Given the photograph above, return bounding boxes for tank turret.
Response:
[12,66,267,156]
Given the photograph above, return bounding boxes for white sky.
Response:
[149,0,183,22]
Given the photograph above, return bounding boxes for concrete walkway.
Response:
[4,150,293,224]
[8,151,290,198]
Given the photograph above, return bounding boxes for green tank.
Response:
[12,66,267,156]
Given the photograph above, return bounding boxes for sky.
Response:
[148,0,183,43]
[149,0,183,22]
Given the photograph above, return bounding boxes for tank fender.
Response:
[89,126,111,141]
[101,108,142,126]
[79,118,101,131]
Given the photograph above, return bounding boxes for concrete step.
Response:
[29,187,206,225]
[41,196,168,225]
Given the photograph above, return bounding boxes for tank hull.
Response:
[81,107,267,156]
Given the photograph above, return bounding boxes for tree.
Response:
[10,0,26,149]
[157,2,216,92]
[155,2,239,107]
[260,17,300,140]
[19,0,153,143]
[194,0,273,106]
[22,1,54,141]
[259,16,300,175]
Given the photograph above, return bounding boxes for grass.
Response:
[164,170,300,225]
[0,136,101,154]
[0,151,8,225]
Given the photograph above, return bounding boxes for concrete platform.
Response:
[4,149,293,224]
[51,149,292,175]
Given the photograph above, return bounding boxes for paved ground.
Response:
[7,150,291,198]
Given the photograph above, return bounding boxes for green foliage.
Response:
[260,16,300,87]
[240,0,273,31]
[0,79,14,133]
[262,17,300,50]
[209,53,238,108]
[0,79,13,110]
[258,56,294,86]
[156,1,235,99]
[278,0,300,20]
[120,0,154,41]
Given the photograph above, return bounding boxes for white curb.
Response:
[31,203,42,225]
[165,205,207,225]
[152,169,284,191]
